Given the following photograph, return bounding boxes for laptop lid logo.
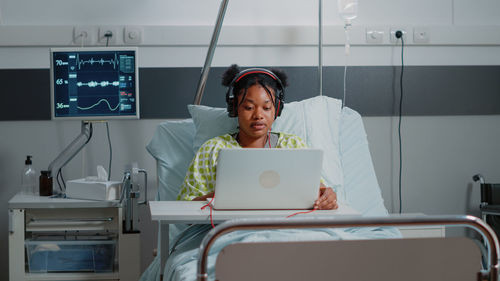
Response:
[259,170,280,189]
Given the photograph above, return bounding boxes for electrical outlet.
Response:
[124,26,143,45]
[390,29,407,43]
[366,29,384,44]
[98,26,118,45]
[73,26,96,45]
[413,27,430,44]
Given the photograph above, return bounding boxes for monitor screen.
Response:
[50,47,139,120]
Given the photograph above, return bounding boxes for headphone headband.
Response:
[234,69,280,83]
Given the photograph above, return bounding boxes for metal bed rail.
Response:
[197,215,500,281]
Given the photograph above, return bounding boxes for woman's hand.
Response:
[314,184,338,210]
[193,192,214,201]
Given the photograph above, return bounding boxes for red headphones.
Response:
[225,68,285,118]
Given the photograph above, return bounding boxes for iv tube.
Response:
[338,0,358,107]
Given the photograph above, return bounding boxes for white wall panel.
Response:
[0,0,454,26]
[364,115,500,215]
[3,45,500,69]
[0,0,317,26]
[0,0,220,25]
[454,0,500,25]
[357,0,453,25]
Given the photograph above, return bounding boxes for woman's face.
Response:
[237,84,276,141]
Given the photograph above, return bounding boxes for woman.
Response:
[177,64,337,210]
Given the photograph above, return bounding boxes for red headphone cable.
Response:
[286,209,317,218]
[268,131,272,148]
[200,196,216,228]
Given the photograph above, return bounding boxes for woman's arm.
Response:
[177,139,221,201]
[314,183,338,210]
[279,135,338,210]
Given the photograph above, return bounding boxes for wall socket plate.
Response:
[73,26,96,45]
[366,29,384,44]
[124,26,143,45]
[98,26,118,45]
[413,27,430,44]
[390,29,408,43]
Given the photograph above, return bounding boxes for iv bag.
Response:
[338,0,358,21]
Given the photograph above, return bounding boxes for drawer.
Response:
[26,240,116,273]
[25,208,118,232]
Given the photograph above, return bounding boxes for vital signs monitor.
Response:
[50,47,139,120]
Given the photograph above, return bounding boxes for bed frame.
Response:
[198,216,499,281]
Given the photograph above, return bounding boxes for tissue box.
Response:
[66,179,121,201]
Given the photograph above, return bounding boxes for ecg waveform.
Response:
[76,80,120,88]
[77,99,121,111]
[75,53,119,70]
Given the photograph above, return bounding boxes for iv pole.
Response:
[319,0,323,96]
[193,0,229,105]
[192,0,324,105]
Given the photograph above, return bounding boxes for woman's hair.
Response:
[221,64,288,100]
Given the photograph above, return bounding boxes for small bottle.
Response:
[21,156,37,195]
[39,170,53,196]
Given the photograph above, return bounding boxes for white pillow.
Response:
[188,96,344,200]
[188,104,238,153]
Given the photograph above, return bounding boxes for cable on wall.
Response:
[395,30,404,214]
[105,122,113,181]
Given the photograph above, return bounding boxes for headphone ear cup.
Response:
[226,89,237,117]
[275,90,284,117]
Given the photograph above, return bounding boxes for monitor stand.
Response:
[46,121,92,194]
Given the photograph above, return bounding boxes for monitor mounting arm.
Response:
[47,121,92,192]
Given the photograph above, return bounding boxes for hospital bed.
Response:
[141,97,499,281]
[140,1,499,279]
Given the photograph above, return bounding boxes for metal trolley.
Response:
[474,174,500,235]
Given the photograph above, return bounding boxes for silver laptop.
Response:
[212,148,324,210]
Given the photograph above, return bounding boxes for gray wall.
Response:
[2,66,500,121]
[1,0,500,280]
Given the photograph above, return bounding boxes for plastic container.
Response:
[26,240,116,273]
[338,0,358,22]
[21,156,37,195]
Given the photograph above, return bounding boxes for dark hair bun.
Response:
[221,64,241,86]
[270,68,288,88]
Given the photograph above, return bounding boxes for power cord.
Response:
[395,30,404,214]
[85,123,94,144]
[104,31,113,47]
[105,122,112,181]
[56,168,67,196]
